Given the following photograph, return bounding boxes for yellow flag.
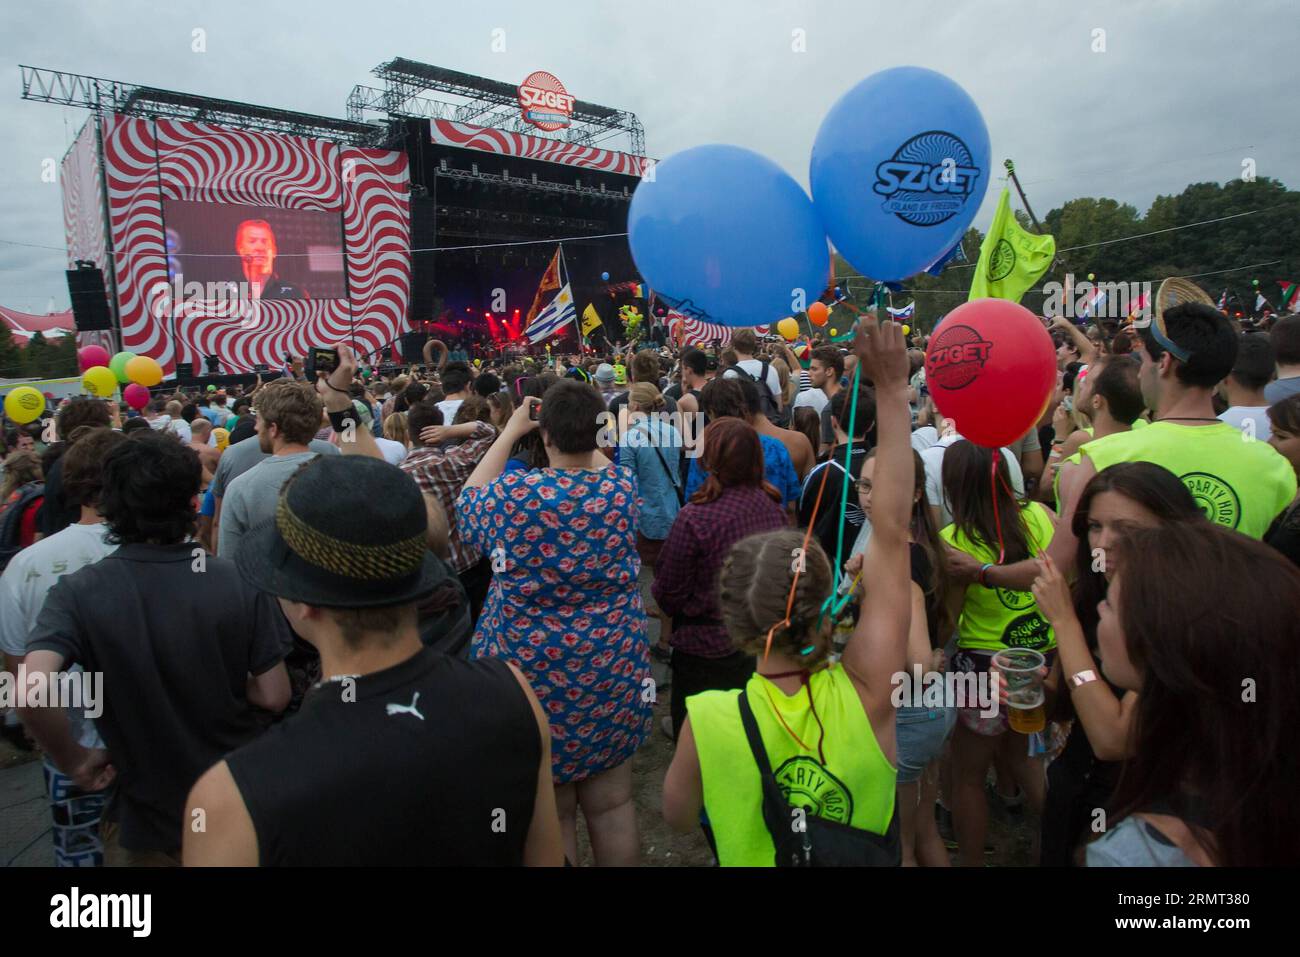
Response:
[581,303,603,337]
[969,187,1055,303]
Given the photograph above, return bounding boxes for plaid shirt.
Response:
[400,421,497,573]
[651,484,788,658]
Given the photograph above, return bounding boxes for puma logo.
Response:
[385,692,424,721]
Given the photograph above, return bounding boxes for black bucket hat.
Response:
[236,455,449,608]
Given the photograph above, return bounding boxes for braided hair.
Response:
[719,528,834,669]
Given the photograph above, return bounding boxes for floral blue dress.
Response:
[457,465,652,784]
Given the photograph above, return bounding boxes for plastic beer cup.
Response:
[993,648,1046,734]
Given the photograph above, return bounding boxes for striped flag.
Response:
[1277,280,1300,313]
[886,301,915,320]
[666,311,732,347]
[526,283,577,343]
[1217,289,1228,311]
[1078,288,1107,321]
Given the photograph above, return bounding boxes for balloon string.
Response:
[989,453,1007,565]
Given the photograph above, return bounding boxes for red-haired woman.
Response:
[653,418,789,739]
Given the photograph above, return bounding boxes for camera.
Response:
[304,347,339,379]
[529,400,541,422]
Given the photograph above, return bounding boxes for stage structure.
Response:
[20,59,651,375]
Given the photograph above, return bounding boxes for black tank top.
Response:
[225,648,540,865]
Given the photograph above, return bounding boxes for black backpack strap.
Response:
[737,689,809,865]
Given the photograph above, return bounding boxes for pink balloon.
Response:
[123,383,151,411]
[78,345,111,371]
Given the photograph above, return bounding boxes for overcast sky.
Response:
[1,0,1296,312]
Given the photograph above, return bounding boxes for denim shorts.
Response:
[895,705,956,784]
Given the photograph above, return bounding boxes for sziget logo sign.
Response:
[518,71,575,132]
[926,324,992,391]
[873,131,982,226]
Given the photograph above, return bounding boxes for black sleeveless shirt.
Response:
[225,648,540,865]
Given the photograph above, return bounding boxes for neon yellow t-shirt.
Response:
[1081,421,1296,538]
[687,665,896,867]
[940,501,1057,653]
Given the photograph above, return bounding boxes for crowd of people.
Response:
[1,304,1298,867]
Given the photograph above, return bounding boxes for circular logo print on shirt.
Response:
[1002,611,1051,650]
[1180,471,1241,529]
[774,756,854,824]
[988,239,1016,282]
[996,586,1035,612]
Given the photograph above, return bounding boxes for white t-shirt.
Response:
[149,415,191,444]
[0,522,117,748]
[921,433,1025,529]
[375,437,409,467]
[436,399,465,425]
[1218,406,1272,442]
[792,388,829,416]
[725,359,782,400]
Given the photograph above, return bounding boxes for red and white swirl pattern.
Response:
[61,118,109,271]
[102,115,409,375]
[431,119,647,176]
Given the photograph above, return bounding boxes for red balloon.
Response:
[924,299,1055,448]
[78,345,111,372]
[808,301,829,327]
[123,383,151,411]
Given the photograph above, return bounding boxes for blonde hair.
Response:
[719,528,833,669]
[0,450,42,503]
[383,411,411,448]
[771,357,797,406]
[629,382,665,413]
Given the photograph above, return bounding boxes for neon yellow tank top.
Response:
[1082,421,1297,538]
[940,501,1057,653]
[687,665,896,867]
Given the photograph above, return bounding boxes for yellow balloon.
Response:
[125,355,163,387]
[776,317,800,341]
[4,386,45,424]
[901,324,911,336]
[82,366,118,397]
[829,328,838,337]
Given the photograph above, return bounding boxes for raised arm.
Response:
[464,397,538,490]
[316,343,384,461]
[1050,316,1098,365]
[841,319,911,716]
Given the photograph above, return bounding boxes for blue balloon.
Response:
[628,145,828,327]
[811,67,990,282]
[601,271,610,281]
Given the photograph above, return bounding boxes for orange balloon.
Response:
[808,302,829,327]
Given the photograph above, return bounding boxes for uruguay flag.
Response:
[526,283,577,343]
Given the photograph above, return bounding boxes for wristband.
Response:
[978,563,994,588]
[328,409,359,433]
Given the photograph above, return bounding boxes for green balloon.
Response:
[1252,279,1260,287]
[109,351,136,384]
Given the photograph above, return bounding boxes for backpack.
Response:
[0,482,45,572]
[731,360,789,427]
[738,690,900,867]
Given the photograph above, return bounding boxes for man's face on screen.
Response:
[236,224,276,280]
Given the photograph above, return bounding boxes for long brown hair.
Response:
[1107,522,1300,866]
[1070,462,1203,642]
[691,418,779,506]
[942,440,1032,562]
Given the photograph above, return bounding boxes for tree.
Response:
[0,325,22,380]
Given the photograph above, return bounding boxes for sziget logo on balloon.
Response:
[927,323,993,390]
[518,71,575,132]
[873,131,982,226]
